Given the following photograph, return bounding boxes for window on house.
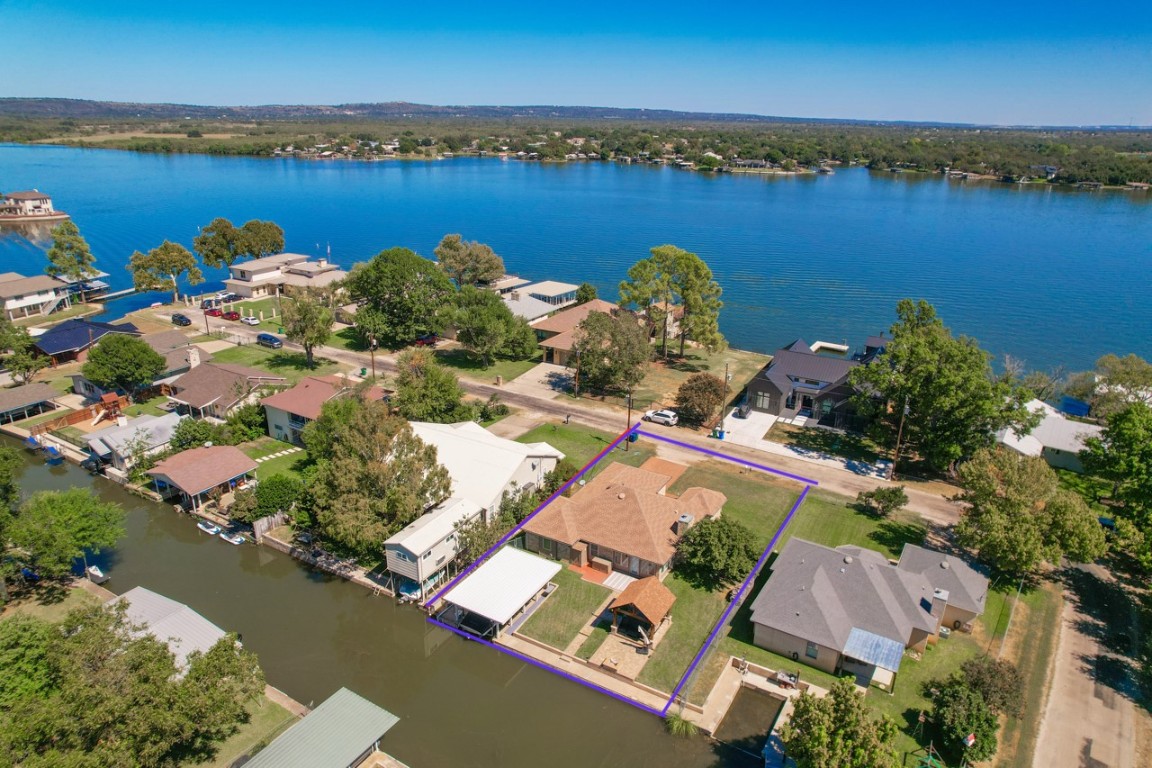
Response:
[805,641,818,659]
[394,551,410,562]
[756,391,771,410]
[422,551,431,560]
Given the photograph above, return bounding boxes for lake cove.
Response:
[1,144,1149,370]
[8,441,754,767]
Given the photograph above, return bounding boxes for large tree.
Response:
[1081,402,1152,563]
[1089,353,1152,419]
[0,603,264,767]
[128,240,204,303]
[345,247,454,345]
[281,289,334,368]
[849,299,1036,473]
[45,220,98,301]
[779,677,900,768]
[931,679,1000,763]
[193,217,285,268]
[572,310,649,395]
[955,447,1107,576]
[308,398,451,559]
[450,286,535,367]
[393,348,471,423]
[674,517,760,590]
[675,372,727,427]
[0,316,46,385]
[618,245,725,358]
[82,333,166,399]
[434,233,505,286]
[5,488,125,579]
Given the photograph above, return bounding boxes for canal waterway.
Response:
[2,143,1150,370]
[9,440,747,768]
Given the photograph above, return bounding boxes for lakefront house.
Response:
[222,253,347,299]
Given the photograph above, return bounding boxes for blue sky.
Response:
[3,1,1150,125]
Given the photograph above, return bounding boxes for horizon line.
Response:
[2,96,1149,132]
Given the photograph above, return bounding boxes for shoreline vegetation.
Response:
[2,106,1150,188]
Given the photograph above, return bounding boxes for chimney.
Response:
[317,257,328,267]
[187,347,201,369]
[510,290,520,301]
[930,588,950,628]
[674,513,694,536]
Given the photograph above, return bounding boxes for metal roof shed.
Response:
[245,687,400,768]
[442,547,561,635]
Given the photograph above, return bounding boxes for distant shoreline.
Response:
[11,140,1151,192]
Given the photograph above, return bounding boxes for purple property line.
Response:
[660,483,811,716]
[428,615,666,717]
[422,422,816,717]
[423,420,642,609]
[636,429,820,487]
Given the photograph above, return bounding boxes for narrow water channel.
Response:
[10,440,757,768]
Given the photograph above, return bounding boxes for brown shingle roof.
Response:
[147,446,258,496]
[610,576,676,626]
[531,299,620,335]
[142,330,211,373]
[168,363,286,410]
[524,462,725,566]
[261,375,348,421]
[0,275,62,299]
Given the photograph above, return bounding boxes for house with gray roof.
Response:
[86,412,185,475]
[996,398,1103,473]
[897,543,989,630]
[748,537,986,689]
[743,336,886,428]
[115,586,228,674]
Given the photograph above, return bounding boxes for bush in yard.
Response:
[675,372,727,427]
[542,458,580,496]
[855,485,908,517]
[958,656,1024,717]
[674,517,760,590]
[169,417,222,451]
[225,402,267,443]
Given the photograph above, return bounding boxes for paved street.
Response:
[181,307,965,526]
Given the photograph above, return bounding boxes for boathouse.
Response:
[147,445,258,511]
[245,687,401,768]
[439,547,561,639]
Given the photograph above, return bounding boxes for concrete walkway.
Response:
[722,407,891,479]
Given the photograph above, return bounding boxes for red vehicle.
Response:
[222,311,241,321]
[205,307,223,317]
[413,333,440,347]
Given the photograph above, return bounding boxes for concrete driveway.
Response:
[721,408,891,479]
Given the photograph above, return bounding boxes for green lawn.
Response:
[636,574,727,694]
[51,425,88,447]
[0,585,100,623]
[575,621,612,660]
[515,422,654,474]
[324,326,369,352]
[231,297,286,332]
[211,344,343,384]
[782,488,926,559]
[1054,467,1112,513]
[18,407,75,427]
[240,439,310,481]
[433,347,540,384]
[187,695,297,768]
[124,394,169,417]
[519,567,610,650]
[668,461,798,550]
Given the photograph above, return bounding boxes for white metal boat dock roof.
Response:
[443,547,561,626]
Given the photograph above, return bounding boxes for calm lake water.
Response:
[8,442,742,768]
[2,143,1150,369]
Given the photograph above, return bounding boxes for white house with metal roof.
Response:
[244,687,401,768]
[996,398,1103,472]
[86,412,185,475]
[383,422,563,599]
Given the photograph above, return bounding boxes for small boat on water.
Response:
[220,532,246,545]
[196,521,222,535]
[86,565,110,584]
[44,446,64,465]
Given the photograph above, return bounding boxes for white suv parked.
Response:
[643,409,679,426]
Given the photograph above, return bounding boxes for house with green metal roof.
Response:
[244,687,402,768]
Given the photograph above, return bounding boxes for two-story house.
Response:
[261,375,389,445]
[0,272,71,321]
[384,421,563,599]
[223,253,347,299]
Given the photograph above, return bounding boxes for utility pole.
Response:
[888,396,909,481]
[369,333,377,379]
[625,389,633,451]
[720,361,730,437]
